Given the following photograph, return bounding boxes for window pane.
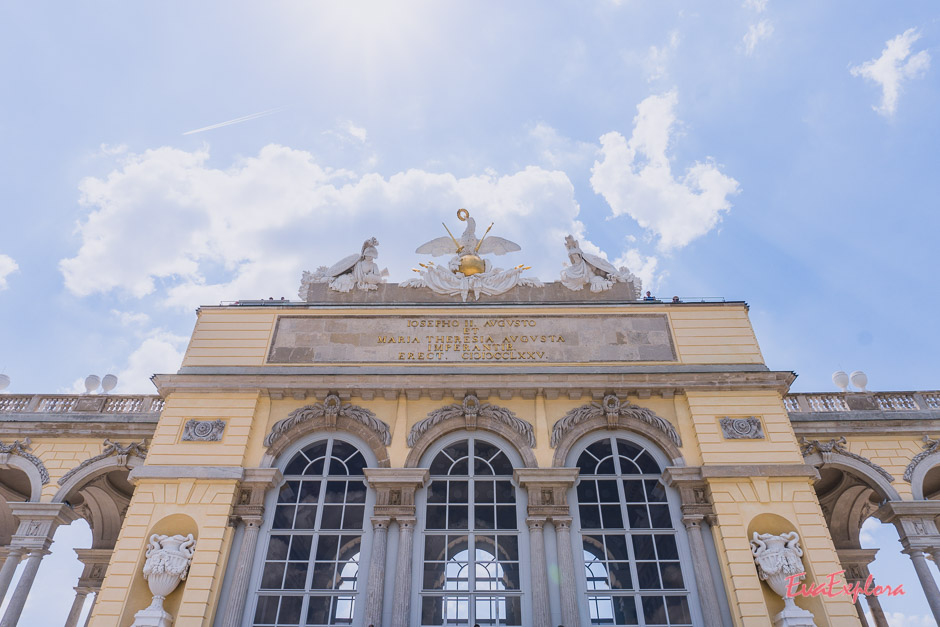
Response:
[278,596,302,625]
[254,595,279,624]
[267,536,289,561]
[641,596,668,625]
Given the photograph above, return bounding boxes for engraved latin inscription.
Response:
[267,314,676,364]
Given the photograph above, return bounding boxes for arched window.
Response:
[419,437,523,627]
[574,436,694,627]
[251,438,369,627]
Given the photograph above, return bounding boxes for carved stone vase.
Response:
[131,533,196,627]
[750,531,817,627]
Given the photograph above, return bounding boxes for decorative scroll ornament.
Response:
[799,436,894,483]
[559,235,641,296]
[904,435,940,482]
[550,395,682,448]
[719,416,765,440]
[403,209,542,301]
[408,395,535,448]
[132,534,196,627]
[58,439,148,486]
[264,395,391,447]
[299,236,389,295]
[751,532,817,627]
[0,438,49,485]
[181,419,226,442]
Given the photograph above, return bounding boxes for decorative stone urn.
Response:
[131,534,196,627]
[750,531,817,627]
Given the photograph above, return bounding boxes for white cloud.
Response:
[344,121,368,143]
[615,248,660,292]
[851,28,930,116]
[591,90,740,251]
[0,255,17,291]
[645,30,680,81]
[859,516,879,545]
[60,145,585,309]
[743,0,768,12]
[529,122,597,169]
[110,310,151,327]
[743,19,773,55]
[115,330,188,393]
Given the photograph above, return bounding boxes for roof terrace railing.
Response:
[0,394,165,415]
[785,392,940,413]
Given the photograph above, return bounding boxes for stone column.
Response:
[682,515,724,627]
[0,548,49,627]
[527,518,551,627]
[663,468,725,627]
[865,594,889,627]
[220,467,282,627]
[218,517,264,627]
[0,503,78,627]
[363,467,429,627]
[81,594,97,627]
[0,548,23,607]
[364,517,390,627]
[63,587,91,627]
[553,518,580,627]
[905,549,940,622]
[391,518,417,627]
[853,599,870,627]
[874,502,940,625]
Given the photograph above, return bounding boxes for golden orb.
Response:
[458,254,486,276]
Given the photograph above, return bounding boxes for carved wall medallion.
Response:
[264,395,392,447]
[0,438,50,484]
[181,419,226,442]
[903,435,940,482]
[550,395,681,449]
[719,416,765,440]
[58,439,148,486]
[408,395,535,448]
[799,436,894,483]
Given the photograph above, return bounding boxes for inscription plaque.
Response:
[267,314,675,364]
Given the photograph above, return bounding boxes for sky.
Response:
[0,1,938,624]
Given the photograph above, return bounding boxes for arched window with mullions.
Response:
[574,436,697,627]
[250,438,370,627]
[419,437,524,627]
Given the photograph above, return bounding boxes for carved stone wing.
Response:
[480,403,535,447]
[325,253,362,277]
[620,404,682,447]
[476,236,521,256]
[416,236,459,256]
[550,404,602,448]
[408,405,466,447]
[341,403,392,446]
[581,251,618,276]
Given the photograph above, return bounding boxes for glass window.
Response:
[252,438,368,627]
[576,437,693,627]
[420,438,523,626]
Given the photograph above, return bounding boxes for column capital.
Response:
[371,516,392,530]
[397,517,418,530]
[526,517,548,531]
[8,503,78,552]
[364,468,429,521]
[875,501,940,551]
[231,467,283,525]
[514,467,579,520]
[552,516,573,530]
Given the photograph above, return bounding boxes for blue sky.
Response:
[0,1,938,623]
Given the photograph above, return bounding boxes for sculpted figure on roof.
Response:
[560,235,642,295]
[404,209,541,301]
[299,237,389,295]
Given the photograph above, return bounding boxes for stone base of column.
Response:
[772,605,817,627]
[130,607,173,627]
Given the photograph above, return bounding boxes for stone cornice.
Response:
[152,369,794,398]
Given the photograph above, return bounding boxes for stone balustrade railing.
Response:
[0,394,164,415]
[785,391,940,413]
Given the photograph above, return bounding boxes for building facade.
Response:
[0,234,939,627]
